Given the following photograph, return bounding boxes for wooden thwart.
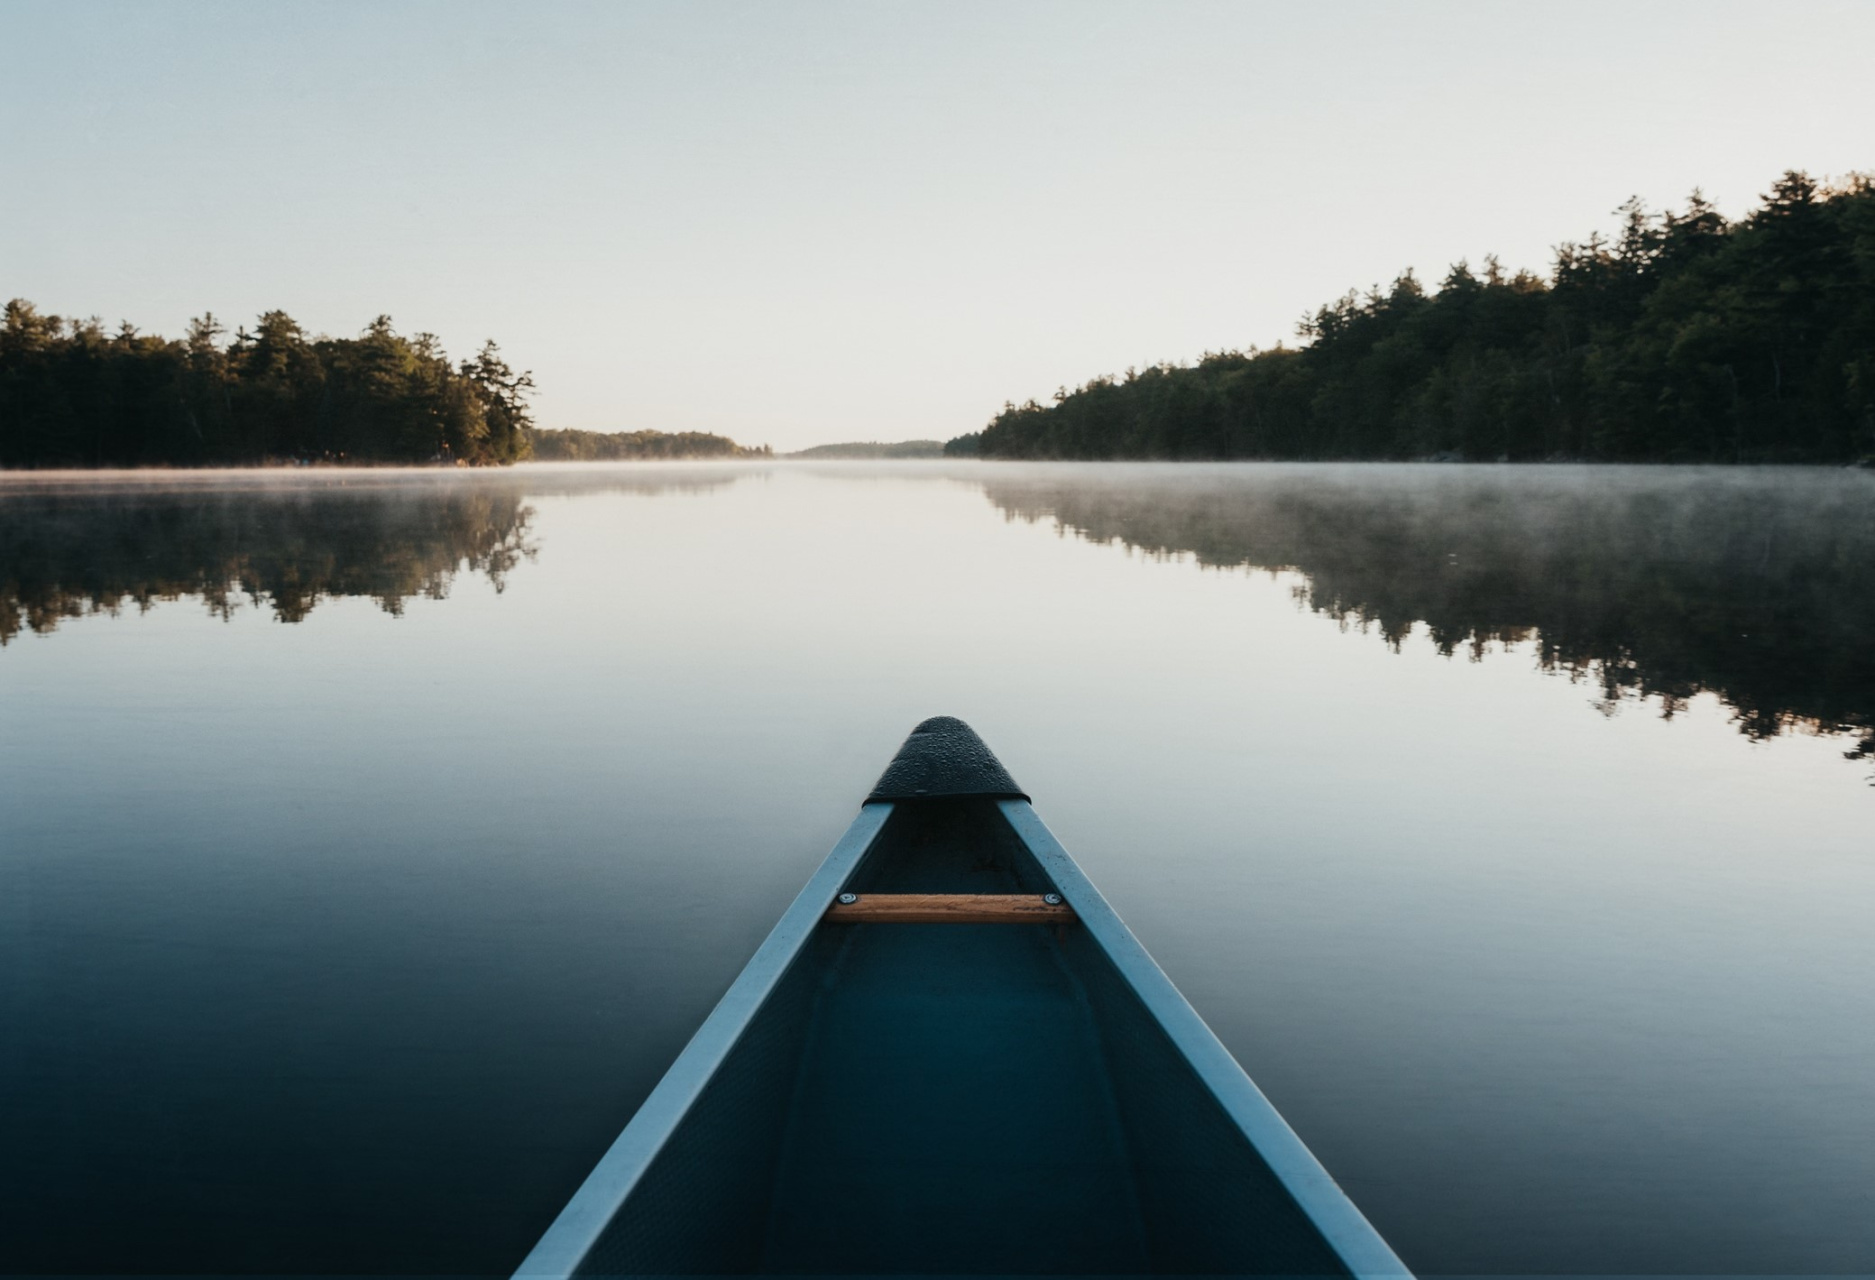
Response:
[824,893,1076,924]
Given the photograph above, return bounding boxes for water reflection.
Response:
[7,461,1867,772]
[980,464,1875,764]
[6,462,1874,1277]
[0,468,741,643]
[7,462,1874,771]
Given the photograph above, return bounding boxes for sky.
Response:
[3,1,1871,452]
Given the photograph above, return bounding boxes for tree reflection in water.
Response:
[6,463,1872,770]
[0,469,739,643]
[981,465,1875,766]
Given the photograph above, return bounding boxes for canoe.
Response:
[516,717,1409,1277]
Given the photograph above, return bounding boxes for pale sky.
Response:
[3,0,1871,451]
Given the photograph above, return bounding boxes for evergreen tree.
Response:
[0,307,542,467]
[966,171,1875,464]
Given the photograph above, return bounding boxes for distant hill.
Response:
[528,427,771,460]
[786,440,944,459]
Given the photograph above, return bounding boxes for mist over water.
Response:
[978,463,1875,763]
[3,462,1873,1276]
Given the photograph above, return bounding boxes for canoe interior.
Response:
[576,798,1350,1276]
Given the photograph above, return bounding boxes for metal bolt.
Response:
[838,893,858,905]
[1042,893,1062,906]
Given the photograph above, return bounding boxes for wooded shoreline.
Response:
[0,300,785,468]
[7,171,1871,469]
[949,171,1875,465]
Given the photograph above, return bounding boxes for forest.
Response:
[960,172,1875,463]
[527,427,769,460]
[0,303,776,467]
[786,440,944,459]
[0,304,536,467]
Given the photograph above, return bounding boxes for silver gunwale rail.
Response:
[513,802,894,1277]
[1001,798,1410,1278]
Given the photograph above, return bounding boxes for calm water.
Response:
[4,462,1873,1277]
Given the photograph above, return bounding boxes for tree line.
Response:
[957,171,1875,463]
[1,303,537,467]
[527,427,769,460]
[0,304,771,468]
[786,440,944,459]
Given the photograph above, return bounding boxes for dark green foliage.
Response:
[979,172,1875,463]
[786,440,943,459]
[0,304,534,467]
[526,428,770,460]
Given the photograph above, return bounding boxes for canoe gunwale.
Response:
[513,787,1412,1279]
[511,801,895,1278]
[999,799,1410,1279]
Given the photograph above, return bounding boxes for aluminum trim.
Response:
[512,802,895,1278]
[998,798,1413,1280]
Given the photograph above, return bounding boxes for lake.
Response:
[3,461,1873,1277]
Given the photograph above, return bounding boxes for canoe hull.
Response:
[516,792,1406,1277]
